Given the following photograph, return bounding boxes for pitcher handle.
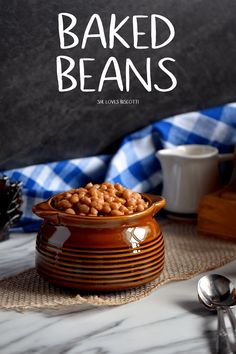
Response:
[219,153,234,163]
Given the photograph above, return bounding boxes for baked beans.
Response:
[53,182,149,216]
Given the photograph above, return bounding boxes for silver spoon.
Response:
[198,274,236,354]
[199,274,236,333]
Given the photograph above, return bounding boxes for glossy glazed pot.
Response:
[33,193,166,291]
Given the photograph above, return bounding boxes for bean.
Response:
[97,191,104,200]
[78,188,87,193]
[127,206,135,211]
[123,189,132,199]
[102,204,111,214]
[107,188,116,196]
[114,183,124,192]
[110,202,120,210]
[64,192,72,199]
[103,182,112,188]
[91,200,103,211]
[65,208,76,215]
[78,204,90,214]
[111,210,124,216]
[119,205,129,213]
[137,199,145,205]
[136,204,145,212]
[104,195,114,203]
[57,199,72,209]
[96,202,104,211]
[90,207,98,216]
[126,198,136,207]
[89,188,98,197]
[81,196,91,206]
[78,191,86,199]
[133,192,142,200]
[70,194,79,204]
[114,197,126,204]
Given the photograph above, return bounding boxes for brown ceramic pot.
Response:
[33,193,166,291]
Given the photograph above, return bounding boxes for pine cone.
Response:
[0,176,23,241]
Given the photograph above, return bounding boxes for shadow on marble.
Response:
[177,299,216,354]
[176,299,215,317]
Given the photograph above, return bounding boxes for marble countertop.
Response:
[1,232,236,354]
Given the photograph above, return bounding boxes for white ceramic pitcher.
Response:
[156,144,232,214]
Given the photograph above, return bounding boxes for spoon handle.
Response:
[225,307,236,351]
[217,307,234,354]
[225,307,236,332]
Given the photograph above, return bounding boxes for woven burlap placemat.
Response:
[1,221,236,311]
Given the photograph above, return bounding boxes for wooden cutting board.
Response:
[197,148,236,240]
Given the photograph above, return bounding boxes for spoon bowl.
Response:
[198,274,236,308]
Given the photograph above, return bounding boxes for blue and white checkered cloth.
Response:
[2,103,236,232]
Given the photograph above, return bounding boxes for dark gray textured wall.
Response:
[1,0,236,169]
